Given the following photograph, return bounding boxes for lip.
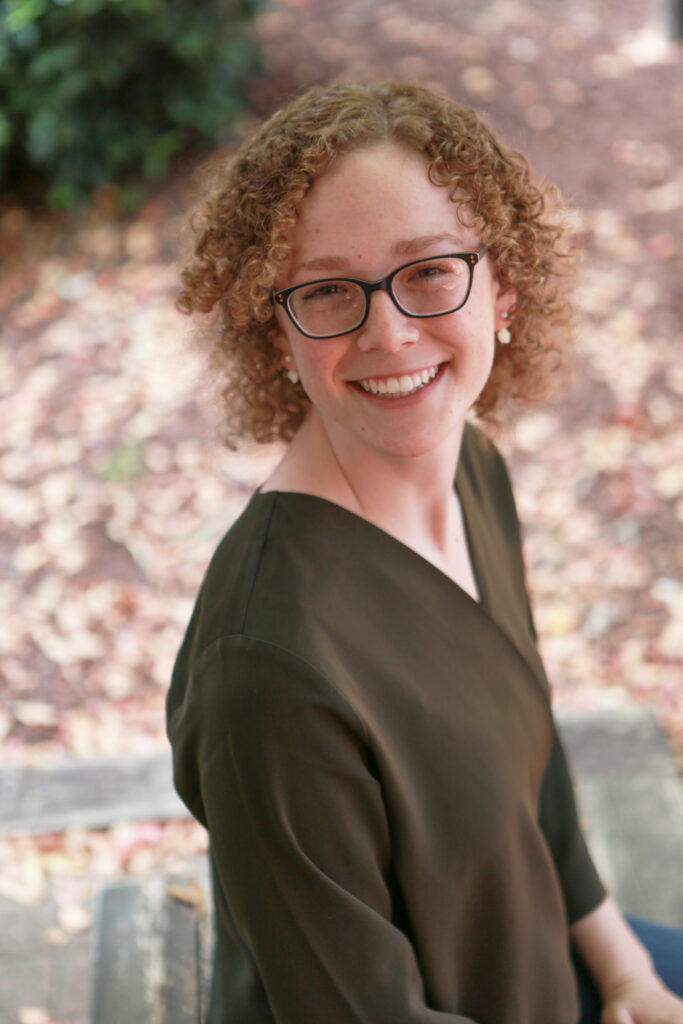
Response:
[349,362,446,404]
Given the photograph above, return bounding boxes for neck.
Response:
[264,412,466,554]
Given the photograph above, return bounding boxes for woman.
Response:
[167,82,683,1024]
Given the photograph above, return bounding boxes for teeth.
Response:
[358,365,440,398]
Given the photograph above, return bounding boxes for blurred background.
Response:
[0,0,681,1018]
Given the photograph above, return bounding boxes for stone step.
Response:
[559,708,683,928]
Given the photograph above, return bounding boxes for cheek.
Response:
[437,306,494,354]
[295,345,342,394]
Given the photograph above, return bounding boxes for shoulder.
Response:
[461,417,509,462]
[169,491,360,732]
[179,632,367,731]
[459,421,518,514]
[168,629,370,827]
[180,491,292,656]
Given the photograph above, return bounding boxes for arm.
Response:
[571,897,683,1023]
[197,634,483,1024]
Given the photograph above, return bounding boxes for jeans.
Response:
[574,916,683,1023]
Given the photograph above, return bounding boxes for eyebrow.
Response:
[294,235,470,275]
[394,234,468,255]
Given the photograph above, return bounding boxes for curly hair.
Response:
[178,81,576,444]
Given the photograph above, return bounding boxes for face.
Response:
[273,141,513,464]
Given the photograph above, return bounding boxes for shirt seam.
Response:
[193,630,373,752]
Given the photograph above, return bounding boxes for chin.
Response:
[365,429,459,461]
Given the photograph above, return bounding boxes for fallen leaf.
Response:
[460,66,499,100]
[43,926,69,946]
[0,849,47,905]
[57,903,92,935]
[13,702,59,728]
[18,1009,58,1024]
[167,877,206,916]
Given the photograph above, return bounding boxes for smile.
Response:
[356,365,441,398]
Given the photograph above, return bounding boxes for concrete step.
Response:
[559,708,683,928]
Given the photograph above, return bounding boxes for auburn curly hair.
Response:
[178,80,576,444]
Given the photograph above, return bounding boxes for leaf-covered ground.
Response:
[0,1,681,1010]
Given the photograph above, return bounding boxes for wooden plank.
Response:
[91,879,164,1024]
[162,889,203,1024]
[1,753,188,834]
[91,878,203,1024]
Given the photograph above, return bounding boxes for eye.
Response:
[403,260,463,289]
[299,281,352,304]
[413,264,447,279]
[412,267,447,288]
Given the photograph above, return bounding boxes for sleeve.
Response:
[537,726,607,923]
[196,633,485,1024]
[519,517,607,923]
[474,431,607,922]
[517,532,607,922]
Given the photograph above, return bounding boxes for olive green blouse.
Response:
[168,423,606,1024]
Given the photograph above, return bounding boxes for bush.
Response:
[0,0,264,208]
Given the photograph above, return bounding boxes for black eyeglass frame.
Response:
[272,245,489,339]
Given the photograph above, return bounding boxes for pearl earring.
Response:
[282,355,299,384]
[497,327,511,345]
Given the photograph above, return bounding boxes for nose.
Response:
[355,290,419,352]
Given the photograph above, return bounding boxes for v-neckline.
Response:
[253,473,489,616]
[252,437,551,706]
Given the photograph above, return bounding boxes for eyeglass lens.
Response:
[288,256,471,337]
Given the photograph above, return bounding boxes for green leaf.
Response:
[142,127,183,178]
[0,0,262,207]
[28,40,80,78]
[97,443,145,481]
[4,0,48,32]
[45,179,83,208]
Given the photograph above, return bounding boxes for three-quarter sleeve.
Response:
[194,633,485,1024]
[537,727,607,923]
[478,437,608,925]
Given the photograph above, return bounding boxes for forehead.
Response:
[285,142,477,275]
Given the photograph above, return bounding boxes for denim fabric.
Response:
[574,916,683,1023]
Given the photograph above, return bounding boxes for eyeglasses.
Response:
[273,245,488,339]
